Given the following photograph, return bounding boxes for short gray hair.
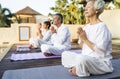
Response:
[86,0,105,16]
[54,13,63,23]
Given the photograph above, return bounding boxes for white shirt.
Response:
[82,22,112,59]
[42,30,52,42]
[51,24,71,49]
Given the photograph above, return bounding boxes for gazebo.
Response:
[15,6,42,23]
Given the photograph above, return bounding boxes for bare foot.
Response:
[44,52,55,57]
[69,67,77,76]
[29,44,33,49]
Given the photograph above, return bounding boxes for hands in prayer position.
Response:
[77,27,87,42]
[50,26,56,34]
[36,23,43,39]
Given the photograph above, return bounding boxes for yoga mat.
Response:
[2,59,120,79]
[11,49,81,61]
[16,45,30,52]
[11,53,61,61]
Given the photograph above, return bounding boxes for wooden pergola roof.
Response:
[15,6,42,15]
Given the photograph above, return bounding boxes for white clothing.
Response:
[29,30,52,48]
[62,52,113,77]
[62,22,113,77]
[29,37,39,48]
[41,44,67,55]
[40,30,52,42]
[82,22,112,59]
[41,24,71,55]
[41,28,45,36]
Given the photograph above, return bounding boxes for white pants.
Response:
[29,38,50,48]
[62,51,113,77]
[41,44,69,55]
[29,38,40,48]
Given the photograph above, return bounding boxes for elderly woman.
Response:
[62,0,113,77]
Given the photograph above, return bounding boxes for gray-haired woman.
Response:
[62,0,113,77]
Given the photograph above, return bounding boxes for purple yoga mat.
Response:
[11,53,61,61]
[10,49,81,61]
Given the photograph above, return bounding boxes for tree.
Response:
[49,0,86,24]
[105,0,120,10]
[0,4,18,27]
[49,0,119,24]
[113,0,120,9]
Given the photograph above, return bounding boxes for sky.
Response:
[0,0,56,16]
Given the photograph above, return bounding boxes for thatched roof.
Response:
[15,6,42,15]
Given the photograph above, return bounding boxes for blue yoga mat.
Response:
[2,59,120,79]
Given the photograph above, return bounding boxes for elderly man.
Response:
[41,13,71,56]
